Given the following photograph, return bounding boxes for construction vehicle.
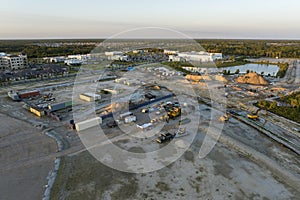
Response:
[156,133,175,143]
[219,114,229,122]
[247,108,260,120]
[167,107,181,119]
[107,121,117,128]
[175,128,189,138]
[247,114,259,120]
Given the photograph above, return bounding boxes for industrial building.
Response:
[67,54,90,61]
[168,51,222,63]
[0,52,28,71]
[79,93,101,102]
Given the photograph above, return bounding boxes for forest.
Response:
[0,39,299,59]
[257,92,300,123]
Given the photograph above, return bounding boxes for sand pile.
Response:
[236,72,268,85]
[186,74,228,83]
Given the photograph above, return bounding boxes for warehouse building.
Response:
[168,51,222,63]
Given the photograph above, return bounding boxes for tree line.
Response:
[1,39,300,59]
[197,39,300,58]
[257,92,300,123]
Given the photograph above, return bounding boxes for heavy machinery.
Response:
[175,127,189,138]
[107,120,117,128]
[247,114,259,120]
[167,107,181,119]
[247,108,260,120]
[156,133,175,143]
[219,114,229,122]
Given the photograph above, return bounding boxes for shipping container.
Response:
[65,101,73,107]
[75,117,102,131]
[48,101,72,112]
[18,90,40,99]
[48,102,65,112]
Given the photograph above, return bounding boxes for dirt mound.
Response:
[186,74,228,83]
[236,72,268,85]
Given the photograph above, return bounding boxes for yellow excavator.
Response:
[247,108,260,120]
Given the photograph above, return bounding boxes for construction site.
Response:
[1,53,300,200]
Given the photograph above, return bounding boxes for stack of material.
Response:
[236,72,268,85]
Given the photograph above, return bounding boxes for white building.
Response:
[169,51,222,63]
[43,56,66,63]
[105,51,128,61]
[164,50,179,55]
[68,54,90,61]
[0,52,28,71]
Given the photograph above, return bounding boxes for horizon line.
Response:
[0,37,300,41]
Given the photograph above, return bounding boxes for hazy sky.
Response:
[0,0,299,39]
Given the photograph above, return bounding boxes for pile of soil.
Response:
[236,72,268,85]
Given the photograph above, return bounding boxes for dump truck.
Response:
[156,133,175,143]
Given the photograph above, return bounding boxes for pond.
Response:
[221,63,279,76]
[191,63,279,76]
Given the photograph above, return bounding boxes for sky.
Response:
[0,0,300,39]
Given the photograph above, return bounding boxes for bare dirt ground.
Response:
[0,113,57,200]
[1,65,299,200]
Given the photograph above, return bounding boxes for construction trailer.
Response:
[119,112,133,119]
[102,88,118,94]
[124,115,137,123]
[30,107,45,117]
[79,93,101,102]
[75,117,102,131]
[137,123,153,131]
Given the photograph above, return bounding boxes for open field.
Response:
[0,58,299,200]
[0,113,57,200]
